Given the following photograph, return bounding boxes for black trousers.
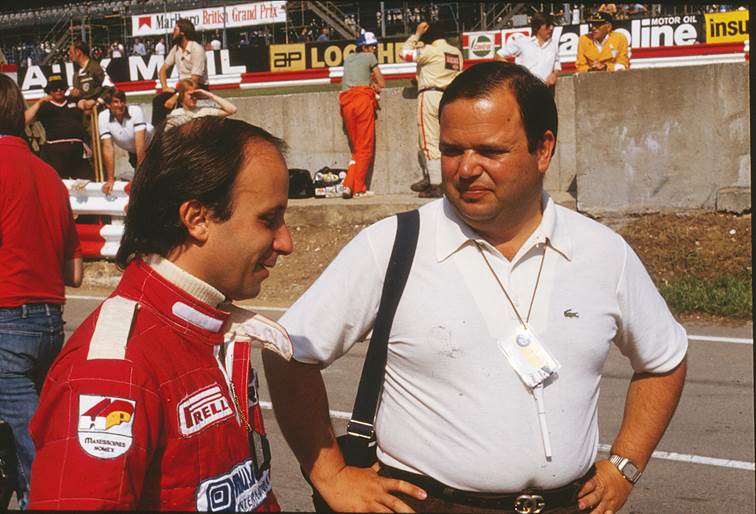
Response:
[40,142,94,181]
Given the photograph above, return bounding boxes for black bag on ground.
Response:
[0,418,18,511]
[301,210,420,512]
[288,168,315,199]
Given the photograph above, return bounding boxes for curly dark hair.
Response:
[115,117,287,269]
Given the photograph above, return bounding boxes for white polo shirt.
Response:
[98,105,154,154]
[280,195,687,492]
[496,36,561,82]
[164,40,208,85]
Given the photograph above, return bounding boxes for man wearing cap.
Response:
[339,31,384,200]
[401,21,463,198]
[576,12,629,72]
[25,74,95,181]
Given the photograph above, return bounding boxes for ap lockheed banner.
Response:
[268,36,407,72]
[131,1,287,37]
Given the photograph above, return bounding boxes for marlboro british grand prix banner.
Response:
[131,1,287,37]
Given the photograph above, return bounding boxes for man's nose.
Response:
[274,224,294,256]
[458,150,483,179]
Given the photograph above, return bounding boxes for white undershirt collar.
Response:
[144,254,226,307]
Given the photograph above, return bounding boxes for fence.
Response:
[65,179,128,259]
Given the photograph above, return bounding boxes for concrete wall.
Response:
[572,62,750,214]
[117,61,750,213]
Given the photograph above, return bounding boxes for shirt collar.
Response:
[532,36,552,47]
[435,192,573,263]
[144,254,226,307]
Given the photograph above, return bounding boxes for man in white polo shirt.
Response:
[98,88,154,193]
[265,61,687,513]
[495,12,561,88]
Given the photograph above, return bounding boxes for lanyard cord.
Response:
[475,241,549,326]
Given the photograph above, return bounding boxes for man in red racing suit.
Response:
[29,257,284,511]
[27,117,294,511]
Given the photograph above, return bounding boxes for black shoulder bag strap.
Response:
[346,209,420,445]
[307,210,420,511]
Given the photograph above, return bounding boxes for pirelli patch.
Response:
[77,394,136,459]
[178,385,234,436]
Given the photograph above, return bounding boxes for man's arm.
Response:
[263,352,426,512]
[578,357,687,513]
[134,129,146,164]
[611,34,630,71]
[64,256,83,287]
[494,37,520,62]
[24,95,51,124]
[159,48,176,92]
[371,65,385,91]
[101,137,116,194]
[575,37,591,72]
[88,62,106,99]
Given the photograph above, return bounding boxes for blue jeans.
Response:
[0,304,64,510]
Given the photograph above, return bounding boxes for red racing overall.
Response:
[28,258,280,511]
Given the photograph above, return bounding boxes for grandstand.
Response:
[0,1,718,67]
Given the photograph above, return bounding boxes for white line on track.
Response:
[687,334,753,345]
[258,401,755,471]
[65,296,755,345]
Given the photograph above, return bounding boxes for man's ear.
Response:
[536,130,556,175]
[178,200,210,243]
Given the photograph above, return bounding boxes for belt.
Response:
[418,87,446,94]
[380,464,595,513]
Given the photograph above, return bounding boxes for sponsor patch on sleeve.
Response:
[77,394,136,459]
[178,385,234,437]
[444,52,461,71]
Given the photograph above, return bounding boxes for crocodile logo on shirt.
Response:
[563,309,579,318]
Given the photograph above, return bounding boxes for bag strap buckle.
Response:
[346,419,375,440]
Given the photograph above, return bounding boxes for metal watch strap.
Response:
[609,454,642,484]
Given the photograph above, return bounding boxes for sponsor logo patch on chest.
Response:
[196,460,272,512]
[178,385,234,436]
[77,394,136,459]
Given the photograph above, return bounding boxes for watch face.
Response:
[624,462,641,479]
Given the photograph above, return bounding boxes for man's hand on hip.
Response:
[315,464,427,513]
[577,460,633,513]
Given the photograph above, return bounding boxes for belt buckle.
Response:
[514,493,545,514]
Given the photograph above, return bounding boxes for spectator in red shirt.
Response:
[0,74,82,510]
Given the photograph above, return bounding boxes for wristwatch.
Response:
[609,454,642,484]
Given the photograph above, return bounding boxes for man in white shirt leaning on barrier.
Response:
[98,87,154,194]
[264,61,688,514]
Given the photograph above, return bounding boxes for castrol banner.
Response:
[131,1,287,37]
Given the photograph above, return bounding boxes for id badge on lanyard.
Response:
[498,325,560,388]
[477,242,559,459]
